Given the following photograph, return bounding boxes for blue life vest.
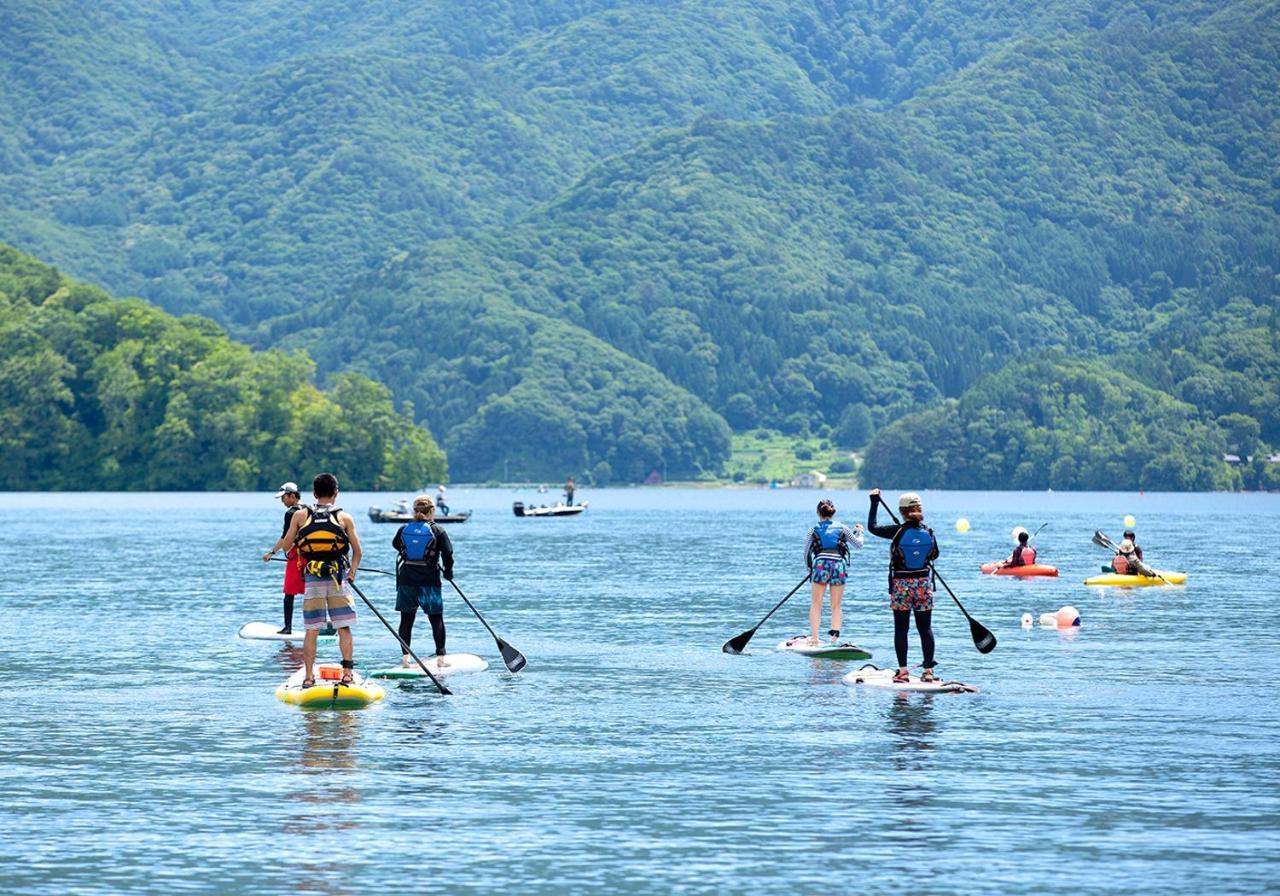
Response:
[893,525,935,573]
[811,520,848,558]
[400,521,439,566]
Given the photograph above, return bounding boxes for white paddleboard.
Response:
[238,622,336,643]
[776,636,872,661]
[368,653,489,679]
[843,665,978,693]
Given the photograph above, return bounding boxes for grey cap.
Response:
[274,481,299,497]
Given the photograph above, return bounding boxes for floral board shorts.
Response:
[890,576,934,612]
[812,556,848,586]
[302,570,358,630]
[396,583,443,615]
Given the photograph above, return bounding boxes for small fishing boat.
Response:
[367,506,472,524]
[512,501,587,517]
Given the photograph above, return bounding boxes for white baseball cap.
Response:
[274,481,299,497]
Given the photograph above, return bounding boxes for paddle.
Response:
[876,496,997,654]
[722,574,811,655]
[341,575,452,696]
[448,580,527,674]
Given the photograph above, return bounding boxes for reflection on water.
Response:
[883,694,940,841]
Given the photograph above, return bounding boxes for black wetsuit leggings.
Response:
[894,608,935,669]
[398,610,446,655]
[283,594,296,629]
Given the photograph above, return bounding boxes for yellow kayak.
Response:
[1084,571,1187,587]
[276,663,385,709]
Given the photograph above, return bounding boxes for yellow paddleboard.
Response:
[276,663,384,709]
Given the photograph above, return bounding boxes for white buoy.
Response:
[1011,526,1028,543]
[1039,612,1059,628]
[1020,612,1033,628]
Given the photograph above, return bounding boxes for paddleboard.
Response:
[368,653,489,679]
[275,663,384,709]
[239,622,336,643]
[843,665,978,693]
[1083,571,1187,587]
[777,636,872,661]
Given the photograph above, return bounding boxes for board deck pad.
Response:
[239,622,336,643]
[843,664,978,693]
[368,653,489,678]
[777,636,872,661]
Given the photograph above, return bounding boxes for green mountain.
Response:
[0,244,445,490]
[1,0,1276,486]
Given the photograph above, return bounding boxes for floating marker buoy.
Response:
[1011,526,1028,543]
[1124,515,1136,529]
[1056,605,1081,627]
[1021,612,1033,628]
[956,517,970,533]
[1039,613,1059,628]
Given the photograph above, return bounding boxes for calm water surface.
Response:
[3,488,1278,894]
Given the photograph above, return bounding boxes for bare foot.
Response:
[807,636,819,646]
[401,655,411,668]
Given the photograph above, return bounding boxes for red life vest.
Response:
[1113,553,1131,574]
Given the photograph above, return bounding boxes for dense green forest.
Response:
[0,245,445,490]
[1,0,1277,487]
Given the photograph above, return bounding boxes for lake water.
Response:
[3,488,1277,894]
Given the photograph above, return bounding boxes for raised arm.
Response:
[866,493,898,540]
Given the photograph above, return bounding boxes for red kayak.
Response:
[980,562,1059,577]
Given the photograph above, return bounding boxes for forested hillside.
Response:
[0,245,445,490]
[1,0,1276,486]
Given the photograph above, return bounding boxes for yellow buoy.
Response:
[1124,514,1136,529]
[956,517,970,533]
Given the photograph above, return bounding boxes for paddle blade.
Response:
[497,638,527,674]
[722,629,755,655]
[970,618,997,654]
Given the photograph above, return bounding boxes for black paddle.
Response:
[877,496,997,654]
[722,574,811,655]
[448,580,527,674]
[341,575,452,696]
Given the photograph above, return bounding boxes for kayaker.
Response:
[867,489,939,683]
[273,481,304,634]
[392,495,455,669]
[263,473,362,686]
[804,499,864,645]
[1113,537,1151,576]
[564,476,575,506]
[1005,530,1037,568]
[1123,529,1144,561]
[436,484,450,515]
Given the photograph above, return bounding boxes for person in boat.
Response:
[263,473,362,686]
[867,489,939,684]
[1003,529,1036,568]
[564,476,575,506]
[273,481,305,634]
[436,484,450,515]
[805,499,863,645]
[1113,537,1152,576]
[392,495,454,668]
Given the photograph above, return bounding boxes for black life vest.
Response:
[890,524,936,576]
[295,505,350,564]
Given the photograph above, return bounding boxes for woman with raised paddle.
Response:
[867,489,940,683]
[804,499,863,645]
[392,495,455,670]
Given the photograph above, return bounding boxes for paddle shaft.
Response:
[340,575,452,696]
[722,574,811,654]
[875,495,995,652]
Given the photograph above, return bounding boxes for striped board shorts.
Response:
[302,571,357,630]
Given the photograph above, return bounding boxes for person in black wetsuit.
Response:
[867,488,939,683]
[274,481,303,633]
[392,495,454,669]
